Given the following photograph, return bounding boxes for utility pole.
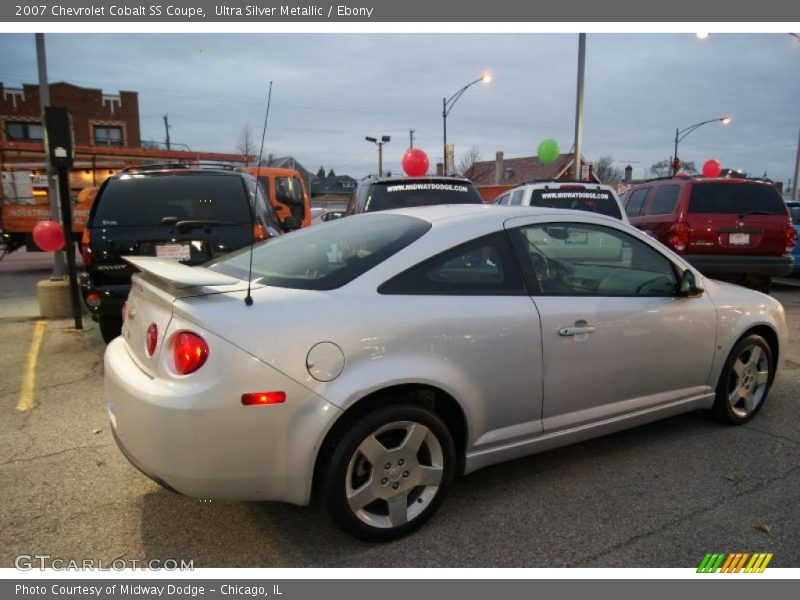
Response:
[409,129,415,149]
[35,34,66,279]
[573,33,586,180]
[792,128,799,201]
[163,115,171,150]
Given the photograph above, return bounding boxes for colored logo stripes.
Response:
[697,552,773,573]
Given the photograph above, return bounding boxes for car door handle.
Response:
[558,326,596,336]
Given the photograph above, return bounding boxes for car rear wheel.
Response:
[322,404,455,541]
[98,315,122,344]
[712,334,773,424]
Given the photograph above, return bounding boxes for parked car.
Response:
[621,176,795,292]
[106,204,787,541]
[495,180,628,223]
[244,166,312,231]
[81,164,284,342]
[787,199,800,277]
[347,176,484,215]
[311,208,346,225]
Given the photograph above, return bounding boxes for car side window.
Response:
[378,231,525,295]
[650,184,680,215]
[510,190,524,206]
[625,188,649,217]
[497,193,510,205]
[515,223,678,296]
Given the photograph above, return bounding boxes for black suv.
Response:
[80,164,284,342]
[347,176,484,214]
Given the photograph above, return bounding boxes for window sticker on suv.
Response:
[386,183,469,193]
[539,191,608,200]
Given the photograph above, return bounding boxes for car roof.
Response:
[382,203,623,226]
[364,176,473,184]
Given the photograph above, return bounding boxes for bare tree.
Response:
[457,145,482,177]
[650,159,698,177]
[236,125,257,165]
[593,155,623,183]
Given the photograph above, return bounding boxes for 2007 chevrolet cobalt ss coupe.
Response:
[105,205,788,541]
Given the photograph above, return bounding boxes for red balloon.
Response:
[703,159,722,178]
[32,220,65,252]
[402,148,429,177]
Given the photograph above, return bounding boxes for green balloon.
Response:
[537,139,560,165]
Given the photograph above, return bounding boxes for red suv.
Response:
[622,176,795,292]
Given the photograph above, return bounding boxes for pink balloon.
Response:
[32,220,65,252]
[703,159,722,178]
[402,148,429,177]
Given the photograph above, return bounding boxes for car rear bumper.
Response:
[80,273,129,317]
[104,335,341,505]
[684,254,794,277]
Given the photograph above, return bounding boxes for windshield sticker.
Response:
[386,183,469,193]
[539,191,609,200]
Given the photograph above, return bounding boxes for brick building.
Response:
[0,81,140,147]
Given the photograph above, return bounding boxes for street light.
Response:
[442,73,492,175]
[365,135,391,177]
[672,117,732,175]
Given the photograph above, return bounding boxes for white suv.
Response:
[495,181,629,223]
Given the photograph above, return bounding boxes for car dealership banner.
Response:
[1,0,798,22]
[3,578,800,600]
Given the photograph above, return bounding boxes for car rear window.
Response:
[92,174,251,227]
[529,188,623,219]
[209,214,431,290]
[688,183,787,215]
[363,180,483,212]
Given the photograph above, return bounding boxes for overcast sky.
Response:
[1,33,798,183]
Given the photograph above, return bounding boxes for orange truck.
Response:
[0,169,97,255]
[244,166,311,231]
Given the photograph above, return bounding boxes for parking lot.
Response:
[1,250,799,568]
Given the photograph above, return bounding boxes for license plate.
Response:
[156,243,191,261]
[729,232,750,246]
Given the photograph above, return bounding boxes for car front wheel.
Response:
[322,404,455,541]
[712,334,773,424]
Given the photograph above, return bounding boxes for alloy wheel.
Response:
[727,344,770,419]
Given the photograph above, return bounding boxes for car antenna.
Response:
[244,80,273,307]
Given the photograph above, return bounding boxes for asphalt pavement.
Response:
[0,254,798,568]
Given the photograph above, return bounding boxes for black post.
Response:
[56,167,83,330]
[673,128,679,176]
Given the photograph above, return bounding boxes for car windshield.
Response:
[93,174,251,227]
[787,202,800,224]
[688,182,786,215]
[363,180,483,212]
[208,214,431,290]
[529,188,622,219]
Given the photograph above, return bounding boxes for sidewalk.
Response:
[0,249,84,320]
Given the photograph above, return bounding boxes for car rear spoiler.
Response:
[123,256,242,288]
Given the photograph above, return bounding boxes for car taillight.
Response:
[146,323,158,356]
[173,331,209,375]
[668,222,691,253]
[85,293,101,309]
[241,391,286,406]
[253,221,267,241]
[787,223,798,254]
[81,228,92,266]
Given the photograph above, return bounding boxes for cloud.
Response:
[1,33,797,182]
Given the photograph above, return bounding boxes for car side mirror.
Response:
[282,216,301,231]
[678,269,704,297]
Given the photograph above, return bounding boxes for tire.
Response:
[98,316,122,344]
[321,404,455,542]
[712,334,773,425]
